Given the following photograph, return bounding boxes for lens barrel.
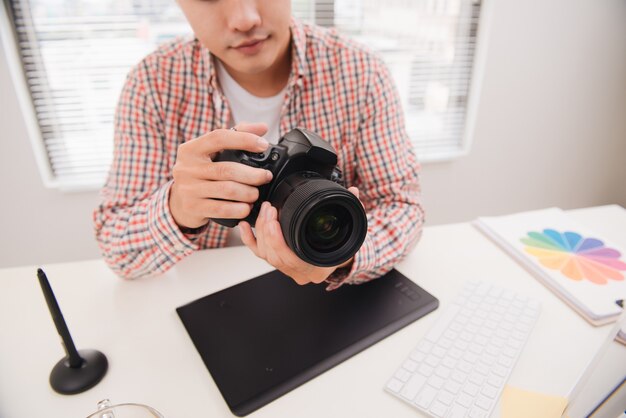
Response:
[274,175,367,267]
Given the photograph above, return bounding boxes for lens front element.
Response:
[276,175,367,267]
[305,205,351,253]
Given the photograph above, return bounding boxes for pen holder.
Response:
[50,349,108,395]
[37,268,108,394]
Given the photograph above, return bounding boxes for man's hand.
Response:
[169,123,273,229]
[239,187,360,285]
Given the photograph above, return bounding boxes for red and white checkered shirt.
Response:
[94,18,424,289]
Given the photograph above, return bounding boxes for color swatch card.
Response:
[474,208,626,325]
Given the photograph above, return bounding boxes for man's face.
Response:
[177,0,292,76]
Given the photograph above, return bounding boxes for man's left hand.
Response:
[239,187,360,285]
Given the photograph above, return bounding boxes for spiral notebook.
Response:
[474,207,626,326]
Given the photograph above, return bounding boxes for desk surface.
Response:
[1,205,625,418]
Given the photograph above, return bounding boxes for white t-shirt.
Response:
[216,60,285,144]
[216,60,287,246]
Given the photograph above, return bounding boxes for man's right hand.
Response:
[169,123,273,229]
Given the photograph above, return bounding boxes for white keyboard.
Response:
[385,281,540,418]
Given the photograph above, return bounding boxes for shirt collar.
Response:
[199,17,309,92]
[289,17,309,81]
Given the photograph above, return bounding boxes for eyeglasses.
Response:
[85,399,164,418]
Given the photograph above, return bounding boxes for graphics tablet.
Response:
[176,269,438,416]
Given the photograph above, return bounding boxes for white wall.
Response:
[1,0,625,268]
[420,0,626,225]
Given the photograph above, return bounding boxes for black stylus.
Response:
[37,268,83,368]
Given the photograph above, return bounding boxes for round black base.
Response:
[50,349,108,395]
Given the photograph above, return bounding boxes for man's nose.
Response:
[227,0,262,33]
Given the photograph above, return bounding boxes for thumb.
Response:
[234,122,269,138]
[348,186,360,201]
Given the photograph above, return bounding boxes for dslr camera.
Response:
[212,128,367,267]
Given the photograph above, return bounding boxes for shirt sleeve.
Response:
[93,61,202,279]
[326,56,425,290]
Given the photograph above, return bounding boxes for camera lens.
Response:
[305,205,351,252]
[273,174,367,267]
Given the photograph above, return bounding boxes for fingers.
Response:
[202,180,259,202]
[233,122,268,137]
[239,221,259,256]
[254,203,315,285]
[202,161,272,186]
[196,199,252,220]
[348,186,360,200]
[187,128,270,156]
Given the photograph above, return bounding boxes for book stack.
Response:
[474,208,626,326]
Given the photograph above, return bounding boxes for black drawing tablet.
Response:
[176,269,438,416]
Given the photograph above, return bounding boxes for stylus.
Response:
[37,268,83,368]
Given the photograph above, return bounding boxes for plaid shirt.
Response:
[94,19,424,289]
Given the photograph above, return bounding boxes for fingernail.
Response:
[257,137,269,149]
[265,170,273,181]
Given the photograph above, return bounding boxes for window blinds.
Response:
[6,0,481,189]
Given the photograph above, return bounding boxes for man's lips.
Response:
[230,36,269,55]
[232,37,268,49]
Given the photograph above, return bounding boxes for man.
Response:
[93,0,424,290]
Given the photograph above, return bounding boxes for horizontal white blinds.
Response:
[9,0,480,188]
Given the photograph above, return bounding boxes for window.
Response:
[2,0,485,190]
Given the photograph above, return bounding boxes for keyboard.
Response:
[385,281,540,418]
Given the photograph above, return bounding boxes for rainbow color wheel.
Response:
[521,229,626,285]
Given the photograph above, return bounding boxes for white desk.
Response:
[1,205,625,418]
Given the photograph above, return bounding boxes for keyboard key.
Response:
[435,365,452,379]
[400,374,427,400]
[385,282,540,418]
[457,360,473,374]
[428,375,445,389]
[469,408,487,418]
[394,368,411,382]
[444,380,462,394]
[492,364,508,377]
[488,375,504,388]
[456,392,474,408]
[460,331,474,342]
[449,347,464,359]
[454,339,469,350]
[439,337,454,349]
[468,372,485,386]
[417,340,434,353]
[386,378,403,393]
[418,364,434,377]
[429,401,448,417]
[451,370,468,384]
[442,357,457,369]
[449,404,469,418]
[475,395,493,411]
[410,350,426,362]
[481,383,499,399]
[432,346,447,358]
[437,390,455,406]
[415,386,438,409]
[402,359,418,372]
[463,382,480,396]
[425,355,440,368]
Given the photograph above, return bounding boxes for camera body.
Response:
[212,128,342,228]
[212,128,367,267]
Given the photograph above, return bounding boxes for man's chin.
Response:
[222,58,275,76]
